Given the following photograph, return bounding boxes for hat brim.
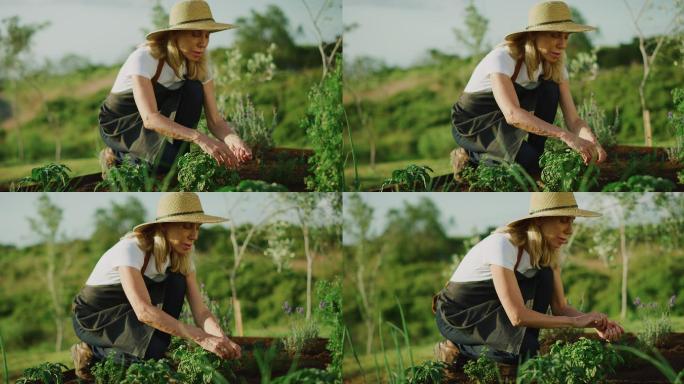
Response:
[133,213,228,233]
[146,22,237,41]
[506,207,601,228]
[505,22,596,41]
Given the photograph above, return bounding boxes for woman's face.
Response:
[163,222,201,255]
[175,30,210,62]
[535,31,570,63]
[537,216,574,249]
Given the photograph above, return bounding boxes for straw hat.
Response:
[133,192,228,232]
[507,192,600,227]
[146,0,237,41]
[504,1,596,41]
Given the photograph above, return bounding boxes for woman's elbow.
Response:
[135,305,156,324]
[508,309,527,327]
[503,107,524,126]
[141,111,161,130]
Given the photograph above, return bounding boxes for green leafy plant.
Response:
[540,143,599,191]
[315,279,343,381]
[177,150,239,191]
[302,58,344,192]
[405,360,446,384]
[517,338,623,384]
[678,169,684,185]
[170,342,236,384]
[91,354,127,384]
[16,362,68,384]
[461,162,537,191]
[602,175,675,192]
[121,358,181,384]
[633,295,675,348]
[463,349,499,384]
[231,97,276,156]
[381,164,434,191]
[216,179,288,192]
[97,156,153,192]
[576,93,619,148]
[16,163,71,191]
[667,88,684,162]
[282,301,319,355]
[270,368,338,384]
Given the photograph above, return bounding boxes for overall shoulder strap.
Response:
[141,252,151,275]
[511,59,523,83]
[151,59,165,84]
[514,246,523,272]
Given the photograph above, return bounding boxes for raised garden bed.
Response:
[442,332,684,383]
[369,145,684,192]
[22,336,331,384]
[0,147,313,192]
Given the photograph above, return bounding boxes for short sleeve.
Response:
[111,238,146,270]
[486,47,517,78]
[127,47,158,80]
[481,234,517,271]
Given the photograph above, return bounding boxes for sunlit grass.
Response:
[344,157,451,191]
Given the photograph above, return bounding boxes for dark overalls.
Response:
[72,252,187,363]
[434,247,554,364]
[99,59,204,172]
[451,59,561,175]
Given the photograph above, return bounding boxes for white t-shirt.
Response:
[110,45,213,94]
[85,236,194,286]
[463,44,568,93]
[449,232,538,283]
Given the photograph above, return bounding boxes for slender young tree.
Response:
[453,0,490,59]
[301,0,342,80]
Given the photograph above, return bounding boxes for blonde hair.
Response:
[505,32,565,84]
[127,224,193,276]
[495,218,560,269]
[146,31,209,82]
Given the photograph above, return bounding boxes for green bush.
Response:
[540,144,599,191]
[601,175,675,192]
[463,350,499,384]
[176,150,239,191]
[416,126,454,159]
[381,164,434,191]
[16,163,71,191]
[16,362,68,384]
[461,162,536,191]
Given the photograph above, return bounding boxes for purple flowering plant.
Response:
[633,294,675,347]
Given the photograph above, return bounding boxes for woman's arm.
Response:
[131,75,237,167]
[491,264,607,329]
[558,80,607,163]
[119,266,239,359]
[490,73,596,164]
[185,271,226,338]
[202,80,252,162]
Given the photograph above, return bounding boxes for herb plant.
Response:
[633,295,675,348]
[16,362,67,384]
[270,368,338,384]
[98,156,153,192]
[381,164,434,191]
[216,179,288,192]
[602,175,675,192]
[302,59,344,192]
[171,342,236,384]
[177,150,239,191]
[282,301,319,355]
[463,350,499,384]
[315,279,343,381]
[577,93,619,147]
[405,360,446,384]
[539,144,599,191]
[667,88,684,162]
[91,354,127,384]
[16,163,71,192]
[517,338,623,384]
[231,97,276,156]
[461,162,537,191]
[121,358,181,384]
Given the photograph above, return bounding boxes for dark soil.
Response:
[443,332,684,384]
[48,336,330,384]
[0,147,313,192]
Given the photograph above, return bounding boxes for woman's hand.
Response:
[224,133,252,163]
[197,334,242,360]
[572,312,608,329]
[194,133,239,168]
[578,127,607,164]
[596,320,624,342]
[560,132,596,165]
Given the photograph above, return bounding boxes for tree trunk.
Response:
[620,224,629,319]
[229,269,243,336]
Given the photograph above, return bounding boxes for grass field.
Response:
[343,316,684,383]
[345,157,452,191]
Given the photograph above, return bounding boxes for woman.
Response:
[71,192,241,380]
[99,0,252,172]
[451,1,606,179]
[433,192,624,365]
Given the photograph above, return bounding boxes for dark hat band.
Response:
[173,17,216,27]
[526,19,574,29]
[156,210,205,220]
[529,204,578,215]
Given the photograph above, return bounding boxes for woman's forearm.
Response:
[194,309,226,338]
[507,107,568,139]
[138,304,205,342]
[144,112,202,143]
[515,307,576,328]
[552,304,584,317]
[207,118,237,142]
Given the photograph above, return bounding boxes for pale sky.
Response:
[342,192,609,244]
[0,0,342,66]
[0,192,305,247]
[344,0,676,67]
